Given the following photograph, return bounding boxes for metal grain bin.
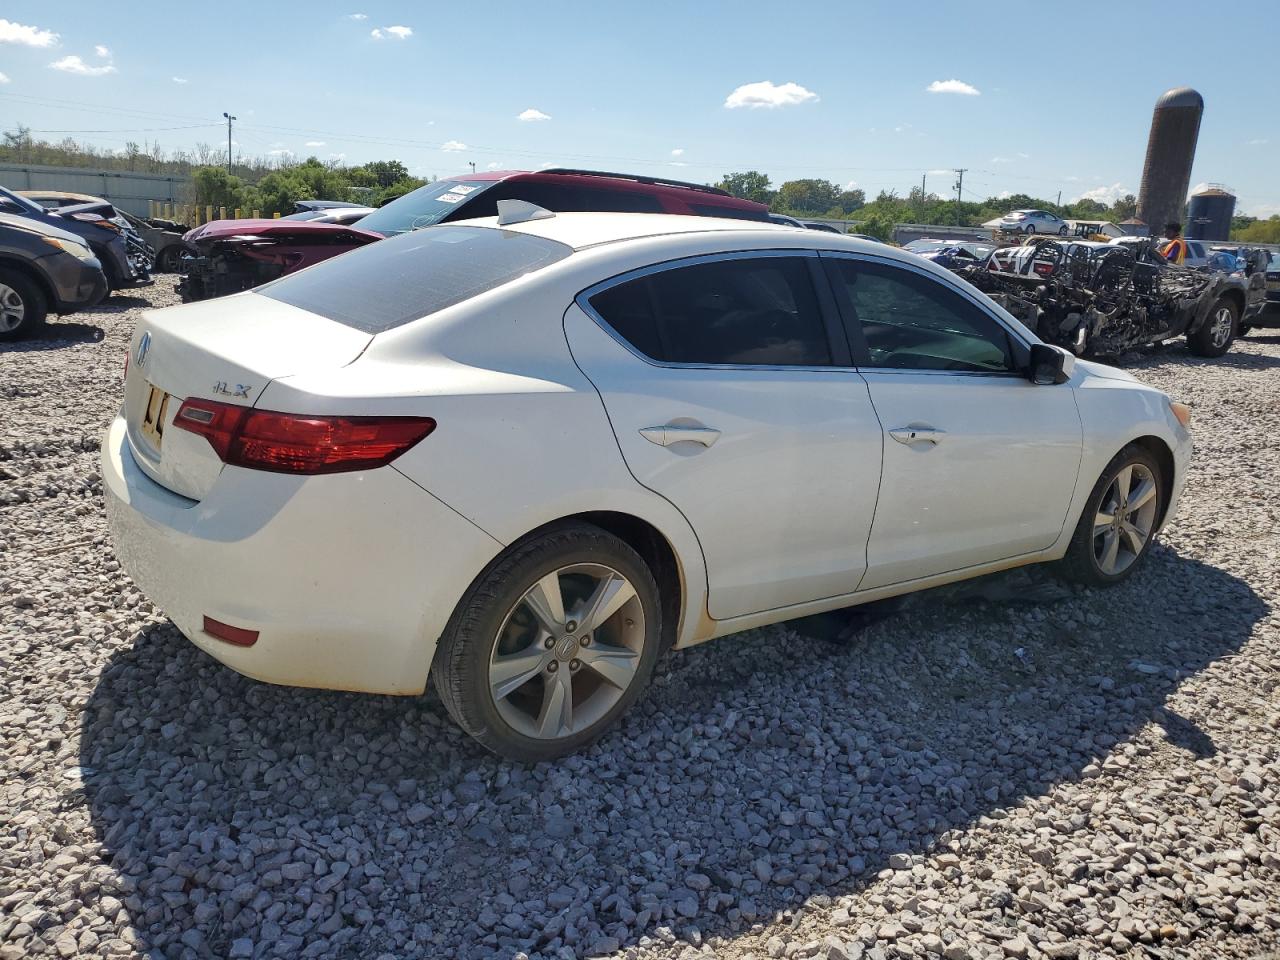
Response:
[1186,184,1236,241]
[1136,87,1203,237]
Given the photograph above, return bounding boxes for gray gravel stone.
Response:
[4,287,1280,960]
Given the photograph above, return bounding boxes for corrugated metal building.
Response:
[0,162,188,216]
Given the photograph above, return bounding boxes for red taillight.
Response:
[202,616,259,647]
[173,398,435,475]
[1032,262,1055,276]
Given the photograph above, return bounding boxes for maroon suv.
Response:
[178,169,769,301]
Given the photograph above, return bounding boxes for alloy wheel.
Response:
[1093,463,1158,576]
[1209,306,1234,348]
[488,563,645,740]
[0,283,25,333]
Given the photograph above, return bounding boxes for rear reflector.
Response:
[173,398,435,475]
[202,616,259,647]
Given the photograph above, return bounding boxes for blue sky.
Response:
[2,2,1276,216]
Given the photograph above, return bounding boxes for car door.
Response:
[822,253,1083,591]
[563,251,884,621]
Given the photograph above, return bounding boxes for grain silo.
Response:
[1186,183,1236,241]
[1135,87,1203,236]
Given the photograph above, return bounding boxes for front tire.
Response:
[0,269,48,341]
[432,523,662,762]
[1058,225,1068,235]
[1187,298,1238,357]
[1025,224,1037,234]
[1056,444,1163,587]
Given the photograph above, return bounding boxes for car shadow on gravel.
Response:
[78,545,1264,959]
[1,321,105,348]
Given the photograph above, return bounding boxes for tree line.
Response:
[3,127,1275,240]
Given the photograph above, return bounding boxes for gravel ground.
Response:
[2,288,1279,960]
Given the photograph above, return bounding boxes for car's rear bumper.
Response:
[102,413,501,695]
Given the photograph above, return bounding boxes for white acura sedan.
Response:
[104,204,1192,761]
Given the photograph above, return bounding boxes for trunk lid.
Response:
[123,291,372,500]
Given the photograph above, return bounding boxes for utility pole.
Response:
[920,172,926,221]
[1056,189,1062,209]
[222,112,236,175]
[469,161,476,174]
[953,168,967,225]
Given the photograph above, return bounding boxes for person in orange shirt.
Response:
[1158,221,1189,264]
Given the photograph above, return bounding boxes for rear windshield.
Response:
[257,225,572,333]
[356,180,494,236]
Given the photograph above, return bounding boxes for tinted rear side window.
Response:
[689,203,770,222]
[588,256,831,366]
[257,226,571,333]
[450,181,664,220]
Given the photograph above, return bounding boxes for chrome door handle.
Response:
[889,426,944,445]
[639,424,722,447]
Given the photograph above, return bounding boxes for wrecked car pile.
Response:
[950,236,1260,357]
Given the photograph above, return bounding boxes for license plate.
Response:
[140,383,171,450]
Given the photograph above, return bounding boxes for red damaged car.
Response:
[176,168,770,301]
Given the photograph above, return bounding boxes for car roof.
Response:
[455,210,919,261]
[440,168,765,213]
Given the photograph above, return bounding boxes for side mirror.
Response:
[1028,343,1074,385]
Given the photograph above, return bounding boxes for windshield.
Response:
[904,240,949,253]
[0,186,46,215]
[355,180,493,236]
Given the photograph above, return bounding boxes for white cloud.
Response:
[329,152,346,161]
[844,180,858,191]
[1073,182,1129,205]
[893,123,911,133]
[305,140,325,147]
[172,76,187,84]
[517,107,551,122]
[669,161,687,167]
[49,55,116,77]
[724,80,818,110]
[926,79,980,96]
[346,13,368,19]
[538,162,556,170]
[0,19,58,47]
[991,156,1013,163]
[371,25,412,39]
[671,148,684,157]
[0,72,8,84]
[997,190,1013,200]
[486,161,501,170]
[441,140,467,152]
[928,168,952,176]
[268,149,293,157]
[1017,152,1030,159]
[94,44,110,57]
[1247,138,1269,146]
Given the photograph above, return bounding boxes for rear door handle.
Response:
[889,426,945,445]
[639,424,722,447]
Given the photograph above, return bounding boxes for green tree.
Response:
[855,211,895,241]
[1234,215,1280,243]
[1108,193,1137,222]
[359,159,411,189]
[774,179,841,215]
[716,171,773,205]
[192,167,250,211]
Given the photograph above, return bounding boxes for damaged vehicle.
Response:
[953,236,1263,358]
[176,218,381,302]
[20,190,191,273]
[0,186,152,292]
[176,169,770,302]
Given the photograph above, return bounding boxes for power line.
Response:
[23,124,219,135]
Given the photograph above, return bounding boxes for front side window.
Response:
[588,256,831,366]
[828,259,1014,372]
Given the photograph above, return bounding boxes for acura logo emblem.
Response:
[135,332,151,367]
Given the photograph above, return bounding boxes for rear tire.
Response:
[0,269,48,341]
[1058,225,1068,235]
[1025,225,1037,234]
[157,244,184,273]
[1055,444,1164,587]
[1187,297,1237,357]
[432,522,662,762]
